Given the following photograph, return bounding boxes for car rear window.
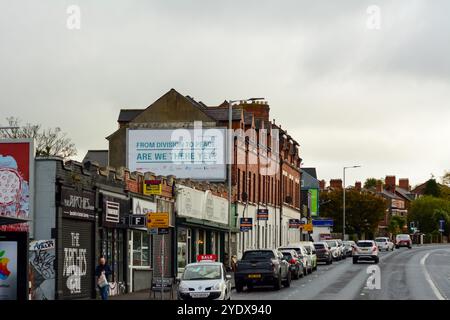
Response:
[375,238,387,242]
[314,244,325,249]
[282,252,293,259]
[326,241,336,247]
[396,235,410,240]
[242,251,275,260]
[357,241,374,247]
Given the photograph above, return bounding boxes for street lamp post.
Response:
[227,97,264,268]
[343,165,361,240]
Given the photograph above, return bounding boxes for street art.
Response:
[63,233,87,294]
[0,140,33,232]
[29,240,55,300]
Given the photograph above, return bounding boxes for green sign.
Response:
[310,189,318,217]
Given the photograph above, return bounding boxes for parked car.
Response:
[280,249,304,279]
[279,244,312,275]
[234,249,291,292]
[314,242,333,265]
[298,241,318,271]
[395,234,412,249]
[352,240,379,264]
[177,261,232,300]
[335,239,347,259]
[325,240,341,261]
[375,237,394,251]
[343,240,356,257]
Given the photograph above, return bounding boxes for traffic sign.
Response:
[439,219,445,232]
[147,212,169,229]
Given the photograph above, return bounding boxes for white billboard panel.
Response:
[127,128,227,180]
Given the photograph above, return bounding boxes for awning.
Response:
[0,216,30,226]
[177,217,232,232]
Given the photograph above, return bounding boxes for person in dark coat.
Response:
[95,256,112,300]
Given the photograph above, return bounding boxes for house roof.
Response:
[118,109,144,123]
[82,150,109,167]
[395,187,416,201]
[380,189,402,200]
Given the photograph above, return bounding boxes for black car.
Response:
[314,242,333,265]
[234,249,291,292]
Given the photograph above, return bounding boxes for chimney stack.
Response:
[355,181,362,191]
[319,180,326,191]
[399,178,410,191]
[330,179,343,190]
[376,180,383,193]
[385,175,396,193]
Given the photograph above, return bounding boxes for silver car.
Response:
[178,262,232,300]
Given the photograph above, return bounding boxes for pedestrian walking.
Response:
[95,256,112,300]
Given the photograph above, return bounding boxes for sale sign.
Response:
[197,254,217,262]
[0,140,34,232]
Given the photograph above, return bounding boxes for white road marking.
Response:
[420,252,446,300]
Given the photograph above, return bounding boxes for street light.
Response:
[227,97,264,267]
[343,165,361,240]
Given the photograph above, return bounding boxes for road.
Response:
[232,244,450,300]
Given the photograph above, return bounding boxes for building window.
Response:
[253,173,256,203]
[132,231,150,267]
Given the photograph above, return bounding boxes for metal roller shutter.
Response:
[60,219,94,299]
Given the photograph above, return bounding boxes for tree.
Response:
[0,117,77,159]
[408,196,450,235]
[319,189,387,239]
[388,215,406,235]
[442,171,450,187]
[364,178,383,189]
[423,179,441,197]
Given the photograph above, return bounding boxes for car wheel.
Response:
[283,272,291,287]
[353,258,358,264]
[395,246,399,249]
[235,283,244,293]
[326,259,331,265]
[274,275,282,290]
[303,268,307,276]
[408,246,412,249]
[247,284,253,291]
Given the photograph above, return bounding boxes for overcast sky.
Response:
[1,0,449,187]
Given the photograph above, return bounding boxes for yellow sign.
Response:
[303,224,313,232]
[147,212,169,229]
[143,180,162,195]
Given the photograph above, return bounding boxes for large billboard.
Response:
[0,139,34,233]
[127,128,227,180]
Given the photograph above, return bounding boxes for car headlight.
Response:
[213,282,222,291]
[179,283,189,292]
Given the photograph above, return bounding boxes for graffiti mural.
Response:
[0,140,33,232]
[29,240,55,300]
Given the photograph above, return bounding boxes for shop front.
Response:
[128,196,155,292]
[175,185,229,276]
[57,186,96,300]
[98,191,129,296]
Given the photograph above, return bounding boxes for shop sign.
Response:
[101,194,129,228]
[143,180,162,196]
[129,215,146,228]
[257,209,269,221]
[61,187,95,220]
[240,218,253,232]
